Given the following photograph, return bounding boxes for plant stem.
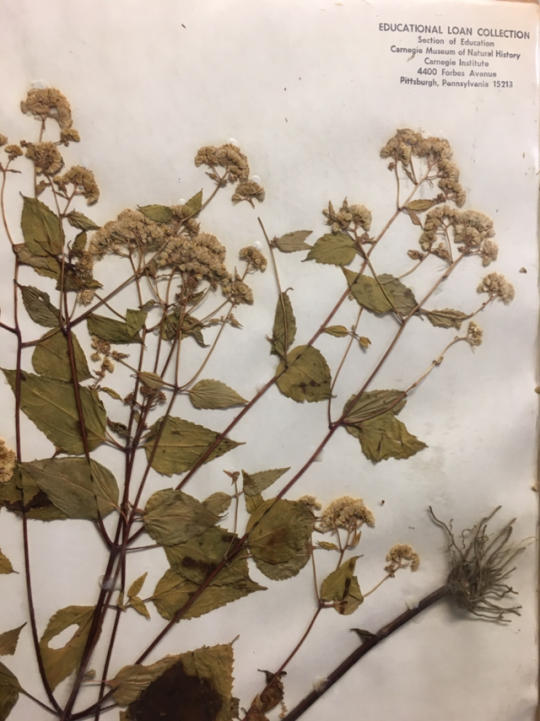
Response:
[280,585,449,721]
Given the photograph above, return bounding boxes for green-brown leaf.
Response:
[127,574,148,600]
[143,416,241,476]
[152,568,264,623]
[323,325,349,338]
[344,389,406,425]
[0,626,25,657]
[189,379,247,410]
[346,412,426,462]
[423,308,469,330]
[0,661,21,721]
[21,196,63,256]
[2,371,106,454]
[14,244,61,280]
[0,551,14,575]
[247,499,315,565]
[144,489,218,546]
[39,606,95,690]
[320,557,363,615]
[306,232,356,266]
[32,330,91,383]
[203,492,232,516]
[18,457,119,520]
[242,468,290,497]
[344,269,417,316]
[271,292,296,358]
[406,199,437,212]
[66,210,100,231]
[87,309,146,344]
[164,527,247,585]
[182,190,203,217]
[20,286,59,327]
[276,345,331,403]
[275,230,313,253]
[138,205,173,223]
[253,542,311,581]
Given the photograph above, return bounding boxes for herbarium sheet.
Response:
[0,1,538,720]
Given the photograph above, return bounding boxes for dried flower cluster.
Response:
[466,321,483,347]
[319,496,375,532]
[90,209,174,258]
[420,206,498,265]
[385,543,420,574]
[20,141,64,175]
[239,245,268,272]
[323,199,372,234]
[381,129,466,206]
[156,232,230,288]
[54,165,100,205]
[0,438,16,484]
[477,272,516,305]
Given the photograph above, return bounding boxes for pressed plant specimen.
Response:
[0,88,525,721]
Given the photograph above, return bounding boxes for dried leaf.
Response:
[129,597,151,620]
[275,230,313,253]
[406,199,437,212]
[0,626,25,657]
[245,493,263,514]
[2,371,106,455]
[359,336,371,349]
[32,330,91,382]
[144,489,218,546]
[0,468,67,521]
[276,345,331,403]
[137,372,166,390]
[408,210,422,227]
[152,568,264,623]
[20,286,59,327]
[306,232,356,266]
[18,457,119,520]
[253,542,311,581]
[242,468,290,497]
[165,527,248,586]
[424,308,469,330]
[0,551,14,575]
[203,492,232,516]
[320,557,363,615]
[162,312,207,346]
[143,416,241,476]
[111,657,179,706]
[66,210,100,231]
[116,645,234,721]
[344,389,406,425]
[14,243,61,280]
[87,309,146,344]
[323,325,349,338]
[271,292,296,359]
[247,499,315,565]
[127,573,148,599]
[21,196,63,256]
[346,412,426,462]
[344,269,417,316]
[39,606,95,690]
[317,541,340,551]
[183,190,203,217]
[189,379,247,410]
[138,204,173,223]
[379,274,418,316]
[101,386,122,400]
[0,661,21,721]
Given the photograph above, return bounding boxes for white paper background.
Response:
[0,1,538,720]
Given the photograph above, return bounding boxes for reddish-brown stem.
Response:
[280,585,449,721]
